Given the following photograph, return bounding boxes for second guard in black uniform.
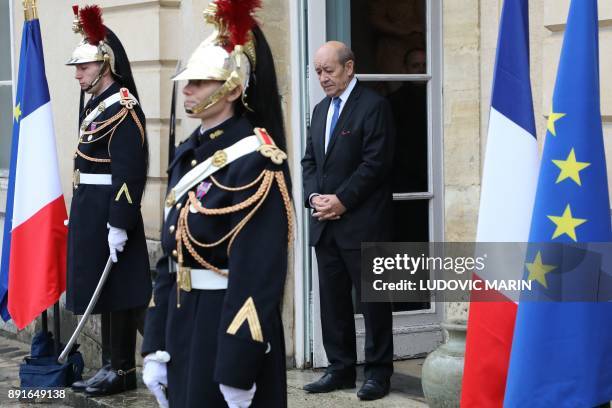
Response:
[65,5,151,397]
[142,1,293,407]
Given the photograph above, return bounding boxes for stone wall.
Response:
[442,0,481,321]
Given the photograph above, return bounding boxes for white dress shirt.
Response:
[310,77,358,207]
[324,76,357,153]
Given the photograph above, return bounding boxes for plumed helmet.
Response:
[66,5,115,71]
[173,0,260,114]
[66,5,140,100]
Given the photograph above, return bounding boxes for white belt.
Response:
[74,170,112,185]
[171,262,228,290]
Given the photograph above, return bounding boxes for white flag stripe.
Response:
[477,107,539,242]
[476,108,540,301]
[12,102,63,229]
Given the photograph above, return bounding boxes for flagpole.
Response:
[41,310,48,333]
[22,0,32,21]
[53,303,60,356]
[30,0,37,20]
[22,0,30,21]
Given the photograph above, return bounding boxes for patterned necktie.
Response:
[326,97,342,152]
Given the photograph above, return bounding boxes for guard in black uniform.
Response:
[142,1,293,407]
[65,5,151,397]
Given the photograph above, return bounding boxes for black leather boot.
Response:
[84,308,141,397]
[71,364,111,392]
[84,367,137,397]
[72,313,112,392]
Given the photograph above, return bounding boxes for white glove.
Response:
[107,223,128,263]
[143,351,170,408]
[220,383,256,408]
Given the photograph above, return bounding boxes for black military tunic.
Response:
[142,115,291,408]
[66,82,151,314]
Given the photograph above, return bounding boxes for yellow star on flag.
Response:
[13,103,22,122]
[552,148,590,186]
[547,204,587,242]
[525,251,556,288]
[547,110,566,136]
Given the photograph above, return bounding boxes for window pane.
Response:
[0,0,11,81]
[393,199,431,311]
[350,0,426,75]
[361,81,429,193]
[393,300,430,312]
[392,199,429,242]
[0,85,13,169]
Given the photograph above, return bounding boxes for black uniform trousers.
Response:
[99,308,145,371]
[315,226,393,382]
[165,287,287,408]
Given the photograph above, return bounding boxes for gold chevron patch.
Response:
[226,297,263,342]
[115,182,133,204]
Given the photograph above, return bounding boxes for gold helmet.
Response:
[173,0,260,114]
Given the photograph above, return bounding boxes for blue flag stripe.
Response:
[491,0,536,137]
[18,20,50,117]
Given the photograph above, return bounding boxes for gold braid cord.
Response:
[75,106,145,163]
[175,169,294,278]
[129,109,146,145]
[275,171,295,247]
[76,149,111,163]
[210,171,266,191]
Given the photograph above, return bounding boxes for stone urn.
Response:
[421,319,467,408]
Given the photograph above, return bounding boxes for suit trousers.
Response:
[315,226,393,381]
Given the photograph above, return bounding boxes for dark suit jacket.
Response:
[301,81,395,249]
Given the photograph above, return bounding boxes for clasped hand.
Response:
[312,194,346,221]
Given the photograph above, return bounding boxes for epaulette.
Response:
[254,128,287,165]
[119,88,145,145]
[119,87,138,110]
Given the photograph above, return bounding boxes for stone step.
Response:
[0,335,429,407]
[65,385,158,408]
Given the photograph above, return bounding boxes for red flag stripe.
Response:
[461,299,517,407]
[8,196,67,329]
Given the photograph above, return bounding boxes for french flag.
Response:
[460,0,539,406]
[0,15,67,329]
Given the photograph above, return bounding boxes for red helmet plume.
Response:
[79,5,106,46]
[214,0,261,53]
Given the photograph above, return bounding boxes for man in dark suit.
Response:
[301,41,395,401]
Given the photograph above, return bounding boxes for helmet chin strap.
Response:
[185,73,242,115]
[83,60,109,93]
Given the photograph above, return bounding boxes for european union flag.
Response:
[504,1,612,406]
